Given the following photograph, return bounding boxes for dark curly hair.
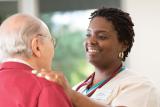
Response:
[90,7,135,61]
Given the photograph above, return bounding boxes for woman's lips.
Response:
[87,47,100,55]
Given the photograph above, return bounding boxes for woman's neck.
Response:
[93,62,122,86]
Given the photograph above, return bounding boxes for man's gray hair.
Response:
[0,13,48,62]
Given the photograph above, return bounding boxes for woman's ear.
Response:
[122,40,129,51]
[122,45,128,52]
[31,37,41,57]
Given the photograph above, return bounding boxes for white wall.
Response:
[122,0,160,89]
[18,0,39,16]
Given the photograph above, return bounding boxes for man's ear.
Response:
[31,37,41,57]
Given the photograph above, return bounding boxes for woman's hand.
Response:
[31,69,73,98]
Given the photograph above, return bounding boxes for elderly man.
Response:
[0,14,72,107]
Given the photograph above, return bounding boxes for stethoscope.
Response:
[75,64,123,97]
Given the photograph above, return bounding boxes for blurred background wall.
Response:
[122,0,160,89]
[0,0,160,89]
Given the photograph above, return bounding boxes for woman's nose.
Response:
[86,35,97,45]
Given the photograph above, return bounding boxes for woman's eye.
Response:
[97,35,108,40]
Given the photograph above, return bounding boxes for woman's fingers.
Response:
[31,69,73,98]
[31,70,38,74]
[31,69,67,89]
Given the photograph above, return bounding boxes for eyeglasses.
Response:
[36,34,56,48]
[51,36,56,48]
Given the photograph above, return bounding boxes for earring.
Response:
[119,52,124,60]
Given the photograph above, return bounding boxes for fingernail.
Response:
[45,75,51,80]
[37,73,42,77]
[32,70,38,74]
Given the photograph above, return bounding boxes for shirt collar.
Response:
[2,58,32,68]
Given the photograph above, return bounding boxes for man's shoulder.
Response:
[21,69,62,91]
[0,64,61,92]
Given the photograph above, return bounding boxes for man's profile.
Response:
[0,13,72,107]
